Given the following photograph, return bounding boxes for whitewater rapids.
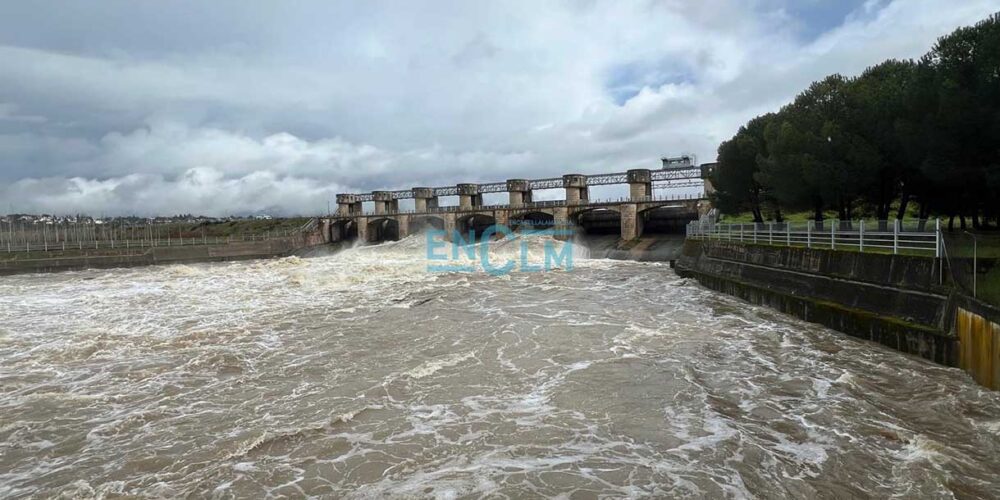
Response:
[1,235,999,498]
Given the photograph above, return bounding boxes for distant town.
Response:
[0,213,275,225]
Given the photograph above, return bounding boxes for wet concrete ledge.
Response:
[586,234,686,262]
[675,239,958,366]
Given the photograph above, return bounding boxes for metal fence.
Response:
[0,220,309,253]
[937,231,1000,300]
[686,219,942,256]
[355,192,707,216]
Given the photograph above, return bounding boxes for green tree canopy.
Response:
[712,12,1000,230]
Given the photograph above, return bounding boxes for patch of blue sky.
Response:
[605,59,696,105]
[764,0,877,41]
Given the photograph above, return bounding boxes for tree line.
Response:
[711,13,1000,230]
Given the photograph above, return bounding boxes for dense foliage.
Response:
[712,13,1000,230]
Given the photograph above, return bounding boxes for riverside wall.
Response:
[0,222,331,276]
[952,296,1000,390]
[676,239,1000,390]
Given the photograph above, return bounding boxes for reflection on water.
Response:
[1,236,999,498]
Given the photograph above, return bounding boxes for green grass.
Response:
[182,217,312,237]
[717,211,836,223]
[696,237,935,257]
[975,267,1000,306]
[944,233,1000,306]
[941,233,1000,258]
[712,210,1000,307]
[109,217,313,239]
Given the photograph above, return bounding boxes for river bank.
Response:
[0,220,332,276]
[0,237,324,276]
[675,238,1000,390]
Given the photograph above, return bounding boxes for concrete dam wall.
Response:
[582,234,687,262]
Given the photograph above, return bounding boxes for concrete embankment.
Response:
[676,239,1000,389]
[583,234,686,262]
[0,220,333,276]
[0,235,332,276]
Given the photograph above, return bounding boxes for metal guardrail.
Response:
[343,192,706,217]
[298,217,319,232]
[653,179,703,189]
[343,167,704,200]
[686,219,942,256]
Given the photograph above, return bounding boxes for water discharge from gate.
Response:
[1,235,999,498]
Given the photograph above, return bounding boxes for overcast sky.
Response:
[1,0,998,216]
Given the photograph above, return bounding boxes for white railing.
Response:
[686,219,941,257]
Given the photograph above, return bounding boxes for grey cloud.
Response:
[0,0,998,216]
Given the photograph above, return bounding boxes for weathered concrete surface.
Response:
[583,234,686,262]
[0,220,332,276]
[676,239,957,366]
[952,296,1000,390]
[0,239,310,275]
[336,201,702,246]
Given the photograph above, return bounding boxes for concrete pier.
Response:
[458,183,482,209]
[372,191,398,215]
[413,187,438,212]
[563,174,588,205]
[620,204,641,240]
[627,169,652,201]
[507,179,532,207]
[336,194,362,215]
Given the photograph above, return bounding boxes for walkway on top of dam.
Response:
[338,192,707,218]
[326,160,717,243]
[333,161,716,218]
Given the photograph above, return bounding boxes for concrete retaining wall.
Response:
[0,233,327,276]
[952,296,1000,390]
[583,234,686,262]
[676,239,958,366]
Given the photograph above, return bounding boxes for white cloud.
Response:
[0,169,345,217]
[0,0,997,215]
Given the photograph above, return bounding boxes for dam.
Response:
[327,161,715,245]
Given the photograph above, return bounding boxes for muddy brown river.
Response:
[2,237,999,498]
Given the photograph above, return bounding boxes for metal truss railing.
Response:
[337,191,706,217]
[344,167,703,201]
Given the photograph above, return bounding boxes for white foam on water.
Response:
[401,351,477,380]
[2,235,1000,498]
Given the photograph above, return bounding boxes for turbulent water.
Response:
[2,236,1000,499]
